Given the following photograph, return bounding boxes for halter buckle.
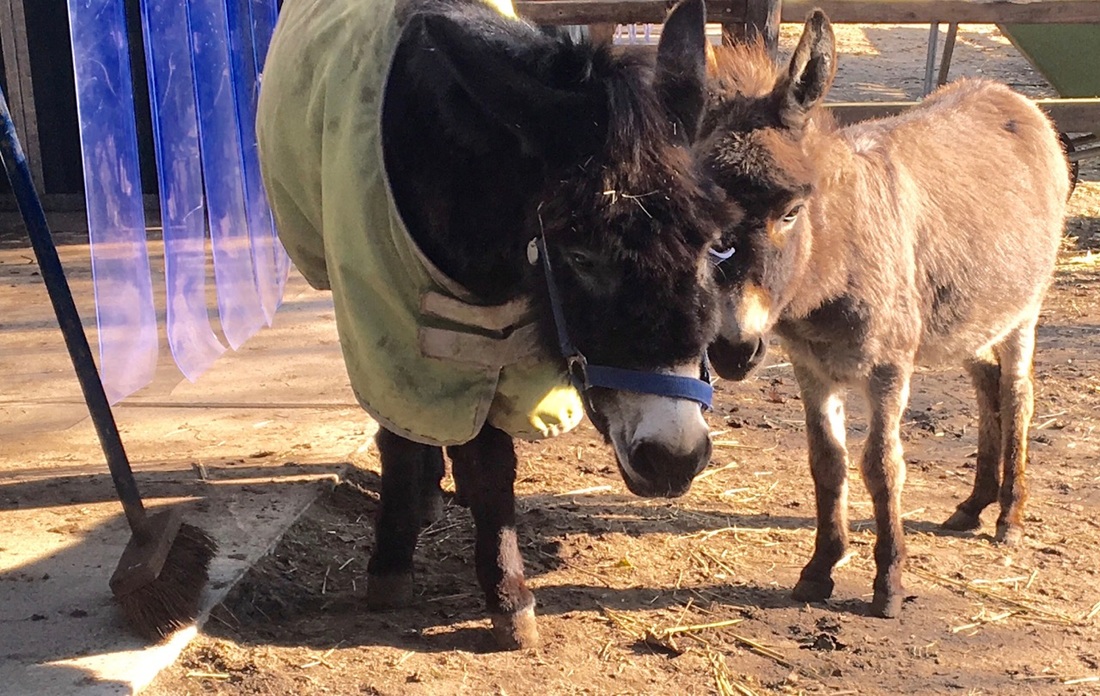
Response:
[566,353,590,390]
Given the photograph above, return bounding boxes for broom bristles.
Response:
[116,523,218,641]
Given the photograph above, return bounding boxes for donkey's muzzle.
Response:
[708,335,768,381]
[622,436,711,498]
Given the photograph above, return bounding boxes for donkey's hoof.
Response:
[870,591,903,618]
[366,572,414,610]
[994,523,1024,547]
[489,606,539,650]
[792,576,834,603]
[941,509,981,532]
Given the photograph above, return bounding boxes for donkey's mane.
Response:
[580,47,723,262]
[708,40,836,139]
[710,40,784,99]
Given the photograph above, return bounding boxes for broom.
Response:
[0,88,217,641]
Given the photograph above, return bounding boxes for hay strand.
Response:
[909,567,1078,624]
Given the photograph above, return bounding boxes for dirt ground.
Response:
[147,23,1100,696]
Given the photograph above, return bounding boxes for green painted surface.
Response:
[1000,24,1100,97]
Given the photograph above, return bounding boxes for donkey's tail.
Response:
[1058,131,1080,197]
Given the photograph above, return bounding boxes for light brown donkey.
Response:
[696,11,1071,617]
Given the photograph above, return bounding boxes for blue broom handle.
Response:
[0,88,150,534]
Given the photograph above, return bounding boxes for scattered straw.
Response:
[712,440,764,450]
[185,671,230,680]
[1060,251,1100,267]
[692,526,781,542]
[557,485,612,496]
[1063,676,1100,685]
[603,607,775,692]
[1024,569,1039,591]
[603,607,743,653]
[909,567,1078,624]
[300,646,338,669]
[1014,673,1099,685]
[597,640,614,660]
[700,548,739,578]
[969,575,1030,587]
[539,550,613,588]
[834,549,858,569]
[697,462,740,482]
[951,610,1016,634]
[709,652,758,696]
[1080,599,1100,622]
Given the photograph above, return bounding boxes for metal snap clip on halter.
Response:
[566,353,590,390]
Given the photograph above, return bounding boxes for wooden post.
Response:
[0,0,45,193]
[745,0,781,59]
[722,0,780,56]
[588,22,617,47]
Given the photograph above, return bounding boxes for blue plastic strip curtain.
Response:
[187,0,267,350]
[225,0,283,322]
[248,0,292,296]
[66,0,158,404]
[140,0,228,380]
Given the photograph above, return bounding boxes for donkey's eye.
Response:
[781,204,804,223]
[566,249,600,271]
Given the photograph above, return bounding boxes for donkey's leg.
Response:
[366,427,439,609]
[943,352,1002,532]
[447,425,537,650]
[860,363,912,618]
[791,363,851,603]
[419,446,446,526]
[993,321,1037,546]
[451,448,471,509]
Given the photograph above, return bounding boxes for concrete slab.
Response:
[0,223,374,694]
[0,471,337,695]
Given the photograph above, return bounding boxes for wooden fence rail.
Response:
[515,0,1100,27]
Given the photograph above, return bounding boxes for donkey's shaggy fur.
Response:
[701,12,1070,617]
[261,0,731,649]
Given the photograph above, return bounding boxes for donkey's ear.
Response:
[417,10,604,165]
[655,0,708,142]
[779,10,836,128]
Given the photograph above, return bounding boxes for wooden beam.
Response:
[782,0,1100,24]
[515,0,1100,26]
[0,0,45,192]
[517,0,746,26]
[826,98,1100,133]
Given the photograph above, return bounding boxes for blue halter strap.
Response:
[530,236,714,410]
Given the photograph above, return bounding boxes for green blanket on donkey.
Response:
[256,0,583,445]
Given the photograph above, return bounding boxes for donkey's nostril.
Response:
[630,440,663,482]
[693,436,712,476]
[627,437,711,498]
[709,335,769,381]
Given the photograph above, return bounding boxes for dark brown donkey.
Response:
[696,12,1070,617]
